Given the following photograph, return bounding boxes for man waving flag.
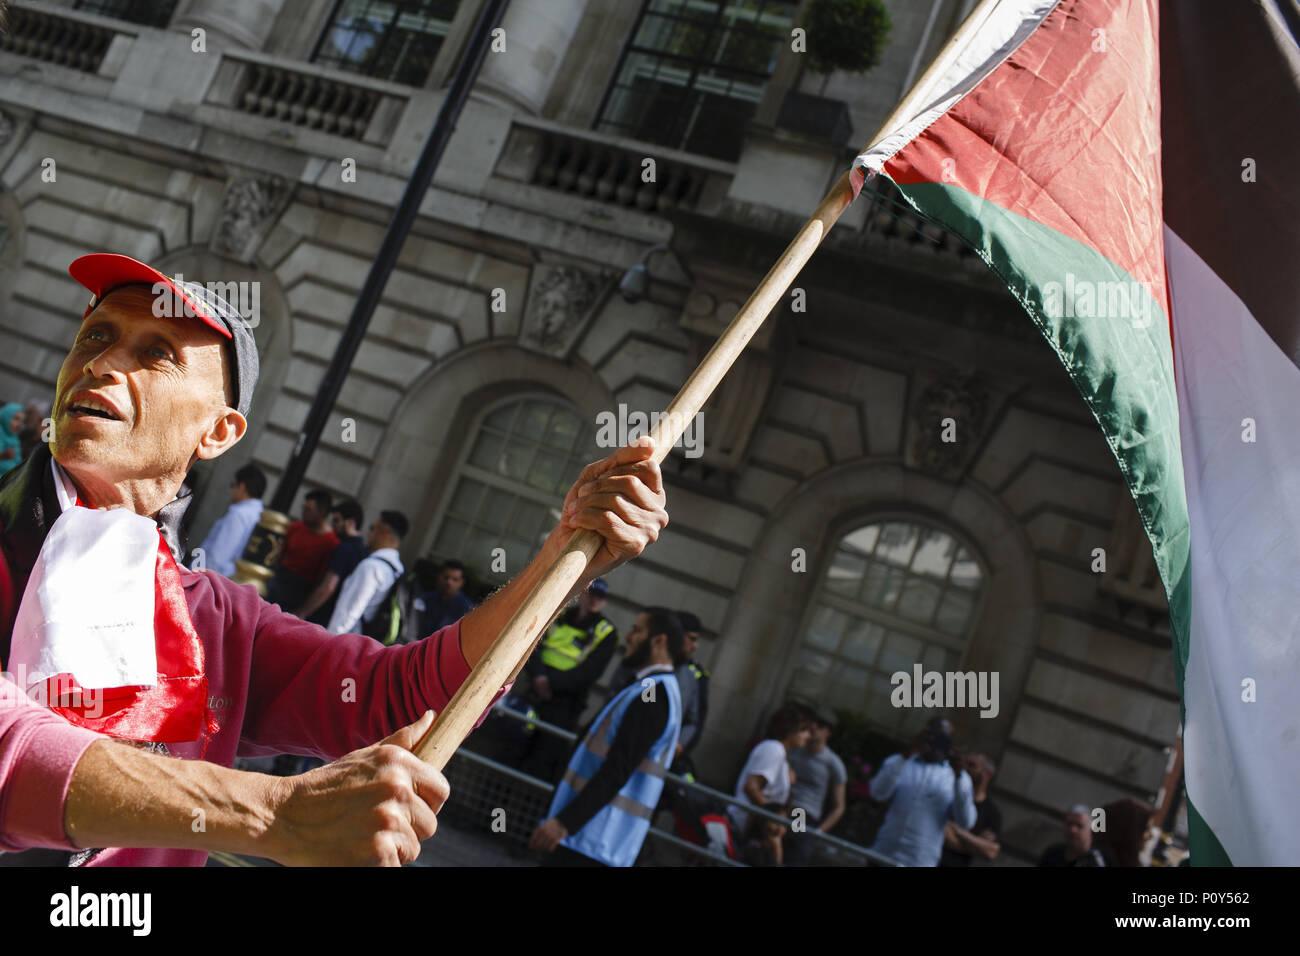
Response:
[852,0,1300,865]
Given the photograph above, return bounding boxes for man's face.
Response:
[329,510,344,535]
[580,590,606,615]
[810,721,831,747]
[792,723,812,749]
[1065,811,1092,853]
[439,568,464,596]
[52,287,236,495]
[682,629,699,658]
[302,499,322,525]
[367,521,385,549]
[623,612,653,664]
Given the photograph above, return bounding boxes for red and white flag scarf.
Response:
[6,460,209,742]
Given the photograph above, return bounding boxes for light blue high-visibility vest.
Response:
[549,670,681,867]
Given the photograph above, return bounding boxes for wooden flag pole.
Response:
[414,170,855,769]
[413,0,1001,770]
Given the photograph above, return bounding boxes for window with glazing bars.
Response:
[788,520,986,739]
[312,0,460,86]
[431,396,598,578]
[596,0,797,161]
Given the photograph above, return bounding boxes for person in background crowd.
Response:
[18,399,49,460]
[417,559,475,634]
[327,510,408,636]
[941,752,1002,866]
[0,404,24,477]
[607,609,709,769]
[266,488,337,611]
[1039,804,1108,866]
[672,610,711,763]
[519,579,619,782]
[1093,796,1154,867]
[529,607,684,867]
[728,704,812,866]
[192,463,265,577]
[868,716,977,866]
[296,499,365,625]
[785,705,847,866]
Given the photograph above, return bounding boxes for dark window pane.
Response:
[861,561,904,610]
[824,547,866,597]
[76,0,177,27]
[896,576,942,624]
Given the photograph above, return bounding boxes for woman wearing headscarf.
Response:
[0,402,26,476]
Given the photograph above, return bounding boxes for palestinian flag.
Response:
[851,0,1300,865]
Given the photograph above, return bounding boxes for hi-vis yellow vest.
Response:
[540,615,615,671]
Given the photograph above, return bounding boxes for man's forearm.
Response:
[296,573,338,619]
[819,803,845,832]
[459,534,586,670]
[64,740,281,858]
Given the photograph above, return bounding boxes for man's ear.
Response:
[195,407,247,462]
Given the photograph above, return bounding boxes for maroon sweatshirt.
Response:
[0,447,501,866]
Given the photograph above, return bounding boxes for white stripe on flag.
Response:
[1167,224,1300,866]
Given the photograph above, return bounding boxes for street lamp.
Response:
[619,243,670,303]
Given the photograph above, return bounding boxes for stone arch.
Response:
[151,246,293,548]
[359,343,614,561]
[696,458,1041,777]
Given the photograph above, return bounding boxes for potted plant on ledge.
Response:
[778,0,892,145]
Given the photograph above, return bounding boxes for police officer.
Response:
[519,579,618,781]
[672,611,710,766]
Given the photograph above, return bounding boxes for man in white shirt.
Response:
[869,716,977,866]
[727,704,812,864]
[327,510,409,635]
[193,463,265,577]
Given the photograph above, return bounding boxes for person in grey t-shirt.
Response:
[785,706,847,866]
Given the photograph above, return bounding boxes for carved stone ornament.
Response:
[519,263,603,358]
[211,175,287,262]
[907,371,992,480]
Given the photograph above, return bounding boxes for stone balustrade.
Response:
[496,118,735,216]
[201,52,411,145]
[234,63,379,139]
[0,2,127,74]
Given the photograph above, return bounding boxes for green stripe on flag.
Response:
[880,179,1225,864]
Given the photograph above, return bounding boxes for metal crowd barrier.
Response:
[437,700,899,867]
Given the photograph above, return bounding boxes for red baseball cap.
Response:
[67,253,260,417]
[68,253,231,338]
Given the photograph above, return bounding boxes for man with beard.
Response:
[0,253,669,866]
[528,607,683,866]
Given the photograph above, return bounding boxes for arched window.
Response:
[430,395,595,576]
[788,519,986,738]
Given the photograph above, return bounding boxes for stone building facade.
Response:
[0,0,1182,863]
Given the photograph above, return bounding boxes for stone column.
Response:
[172,0,280,51]
[475,0,588,114]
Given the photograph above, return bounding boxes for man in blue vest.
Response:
[529,607,684,867]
